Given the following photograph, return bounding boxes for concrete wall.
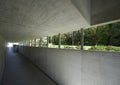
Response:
[19,46,120,85]
[0,35,5,84]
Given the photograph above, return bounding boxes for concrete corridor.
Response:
[1,47,56,85]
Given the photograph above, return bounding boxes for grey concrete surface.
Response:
[0,35,5,84]
[0,0,89,41]
[19,46,120,85]
[71,0,91,24]
[0,0,120,41]
[91,0,120,25]
[1,47,57,85]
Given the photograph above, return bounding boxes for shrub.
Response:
[89,45,120,51]
[89,45,106,51]
[105,46,120,51]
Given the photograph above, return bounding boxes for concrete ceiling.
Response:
[0,0,120,41]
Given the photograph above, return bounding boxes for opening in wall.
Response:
[7,42,19,47]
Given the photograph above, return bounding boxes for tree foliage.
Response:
[52,22,120,46]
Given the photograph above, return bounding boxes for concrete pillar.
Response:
[24,41,26,46]
[32,40,34,47]
[25,41,27,46]
[19,41,22,46]
[30,40,32,46]
[34,39,36,47]
[72,32,74,45]
[23,41,25,46]
[25,41,28,46]
[58,33,61,49]
[39,38,42,47]
[27,41,29,46]
[47,36,49,48]
[81,28,84,50]
[31,40,33,46]
[39,38,41,47]
[22,42,24,46]
[51,36,52,44]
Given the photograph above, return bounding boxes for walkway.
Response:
[1,47,56,85]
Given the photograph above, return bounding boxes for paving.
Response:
[1,47,56,85]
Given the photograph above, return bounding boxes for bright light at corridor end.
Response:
[7,42,19,47]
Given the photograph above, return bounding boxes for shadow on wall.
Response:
[0,36,5,84]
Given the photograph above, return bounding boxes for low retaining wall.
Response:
[18,46,120,85]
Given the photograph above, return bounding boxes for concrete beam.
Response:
[91,0,120,25]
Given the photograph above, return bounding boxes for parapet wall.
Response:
[19,46,120,85]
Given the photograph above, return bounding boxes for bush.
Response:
[105,46,120,51]
[75,46,80,49]
[63,45,75,49]
[89,45,120,51]
[89,45,106,51]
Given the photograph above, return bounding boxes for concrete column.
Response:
[31,40,32,46]
[20,42,22,46]
[23,41,25,46]
[51,36,52,44]
[30,40,32,46]
[39,38,42,47]
[81,28,84,50]
[27,41,29,46]
[47,36,49,48]
[32,40,34,47]
[22,42,24,46]
[23,41,26,46]
[25,41,28,46]
[25,41,27,46]
[72,32,74,45]
[34,39,36,47]
[58,33,61,49]
[28,41,29,46]
[39,38,40,47]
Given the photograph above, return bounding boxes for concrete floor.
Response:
[1,47,56,85]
